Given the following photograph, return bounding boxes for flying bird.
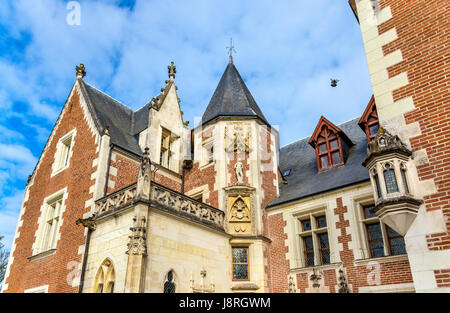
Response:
[330,79,340,87]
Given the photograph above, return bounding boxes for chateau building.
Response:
[2,0,449,293]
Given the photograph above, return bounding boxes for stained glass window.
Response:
[318,233,330,264]
[366,222,384,258]
[303,236,314,267]
[316,216,327,228]
[384,164,399,193]
[387,226,406,255]
[301,219,311,231]
[363,205,376,219]
[232,248,249,280]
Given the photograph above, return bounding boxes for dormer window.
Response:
[309,116,353,172]
[358,95,380,142]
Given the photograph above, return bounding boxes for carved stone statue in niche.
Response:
[235,161,244,185]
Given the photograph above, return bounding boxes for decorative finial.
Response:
[168,61,176,81]
[76,64,86,79]
[227,38,236,64]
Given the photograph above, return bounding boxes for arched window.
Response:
[383,164,398,194]
[94,259,115,293]
[164,270,176,293]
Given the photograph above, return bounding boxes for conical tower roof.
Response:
[201,63,269,126]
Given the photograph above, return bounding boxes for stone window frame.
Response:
[294,208,333,268]
[51,129,76,177]
[24,285,49,293]
[32,187,68,256]
[200,137,215,168]
[158,126,179,172]
[354,198,407,260]
[93,258,116,293]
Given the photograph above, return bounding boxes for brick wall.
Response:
[267,213,289,292]
[377,0,450,287]
[4,90,98,293]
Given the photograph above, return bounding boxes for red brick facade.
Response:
[378,0,450,285]
[4,90,98,293]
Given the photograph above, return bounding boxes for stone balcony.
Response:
[94,181,224,230]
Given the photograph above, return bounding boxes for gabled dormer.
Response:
[358,95,379,142]
[309,116,354,172]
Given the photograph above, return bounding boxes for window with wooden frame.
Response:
[38,195,63,253]
[232,247,249,281]
[315,131,343,171]
[298,213,330,267]
[160,128,175,169]
[358,96,380,142]
[52,129,75,175]
[309,116,351,172]
[360,204,406,258]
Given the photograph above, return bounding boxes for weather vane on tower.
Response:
[227,38,236,64]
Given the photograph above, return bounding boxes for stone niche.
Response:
[223,185,255,235]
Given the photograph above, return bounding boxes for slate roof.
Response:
[80,80,145,156]
[268,118,370,208]
[201,63,269,126]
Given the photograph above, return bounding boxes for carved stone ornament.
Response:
[229,197,250,222]
[126,216,147,256]
[225,125,251,153]
[76,217,96,231]
[168,61,176,80]
[136,147,151,199]
[363,127,411,166]
[75,64,86,79]
[288,276,297,293]
[310,269,322,288]
[337,268,350,293]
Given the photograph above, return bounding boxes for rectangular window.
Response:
[53,130,75,174]
[366,222,384,258]
[160,128,175,169]
[318,233,330,264]
[232,247,249,280]
[303,236,315,267]
[39,196,63,253]
[299,213,330,267]
[360,203,406,259]
[387,226,406,255]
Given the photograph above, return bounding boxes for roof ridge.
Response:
[84,81,134,114]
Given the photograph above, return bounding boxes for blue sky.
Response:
[0,0,372,251]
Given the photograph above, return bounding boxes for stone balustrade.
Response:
[151,183,224,230]
[94,182,224,230]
